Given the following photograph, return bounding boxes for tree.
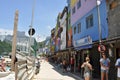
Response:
[0,41,12,55]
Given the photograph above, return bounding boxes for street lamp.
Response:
[96,0,102,45]
[96,1,104,80]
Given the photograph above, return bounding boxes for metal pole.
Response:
[31,0,35,27]
[96,0,102,45]
[29,0,36,56]
[96,1,102,80]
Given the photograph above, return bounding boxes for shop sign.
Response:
[73,36,92,47]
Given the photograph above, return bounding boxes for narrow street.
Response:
[0,0,120,80]
[33,60,82,80]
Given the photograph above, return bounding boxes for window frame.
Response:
[77,22,81,33]
[77,0,81,9]
[86,14,93,29]
[74,26,76,34]
[72,6,76,14]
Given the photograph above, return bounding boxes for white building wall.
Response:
[60,13,67,50]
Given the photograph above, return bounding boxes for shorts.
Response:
[101,69,109,73]
[84,72,90,77]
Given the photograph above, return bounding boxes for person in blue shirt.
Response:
[100,53,110,80]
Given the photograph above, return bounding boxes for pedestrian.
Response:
[115,54,120,80]
[81,56,93,80]
[100,53,110,80]
[0,59,6,72]
[57,57,62,69]
[35,58,40,74]
[70,56,74,72]
[62,58,67,73]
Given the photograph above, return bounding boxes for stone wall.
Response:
[107,0,120,38]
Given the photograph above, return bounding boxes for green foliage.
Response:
[0,41,12,55]
[31,39,38,51]
[38,41,45,48]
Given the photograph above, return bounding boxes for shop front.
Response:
[103,38,120,80]
[73,36,93,76]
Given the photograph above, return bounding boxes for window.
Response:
[72,6,75,14]
[74,26,76,34]
[77,23,81,33]
[86,14,93,29]
[77,0,81,9]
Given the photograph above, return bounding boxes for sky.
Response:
[0,0,67,42]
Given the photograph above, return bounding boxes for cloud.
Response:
[47,26,52,30]
[25,32,46,42]
[0,28,13,35]
[34,34,46,42]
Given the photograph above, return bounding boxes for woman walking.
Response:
[81,57,93,80]
[100,53,110,80]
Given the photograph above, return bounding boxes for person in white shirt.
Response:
[115,54,120,80]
